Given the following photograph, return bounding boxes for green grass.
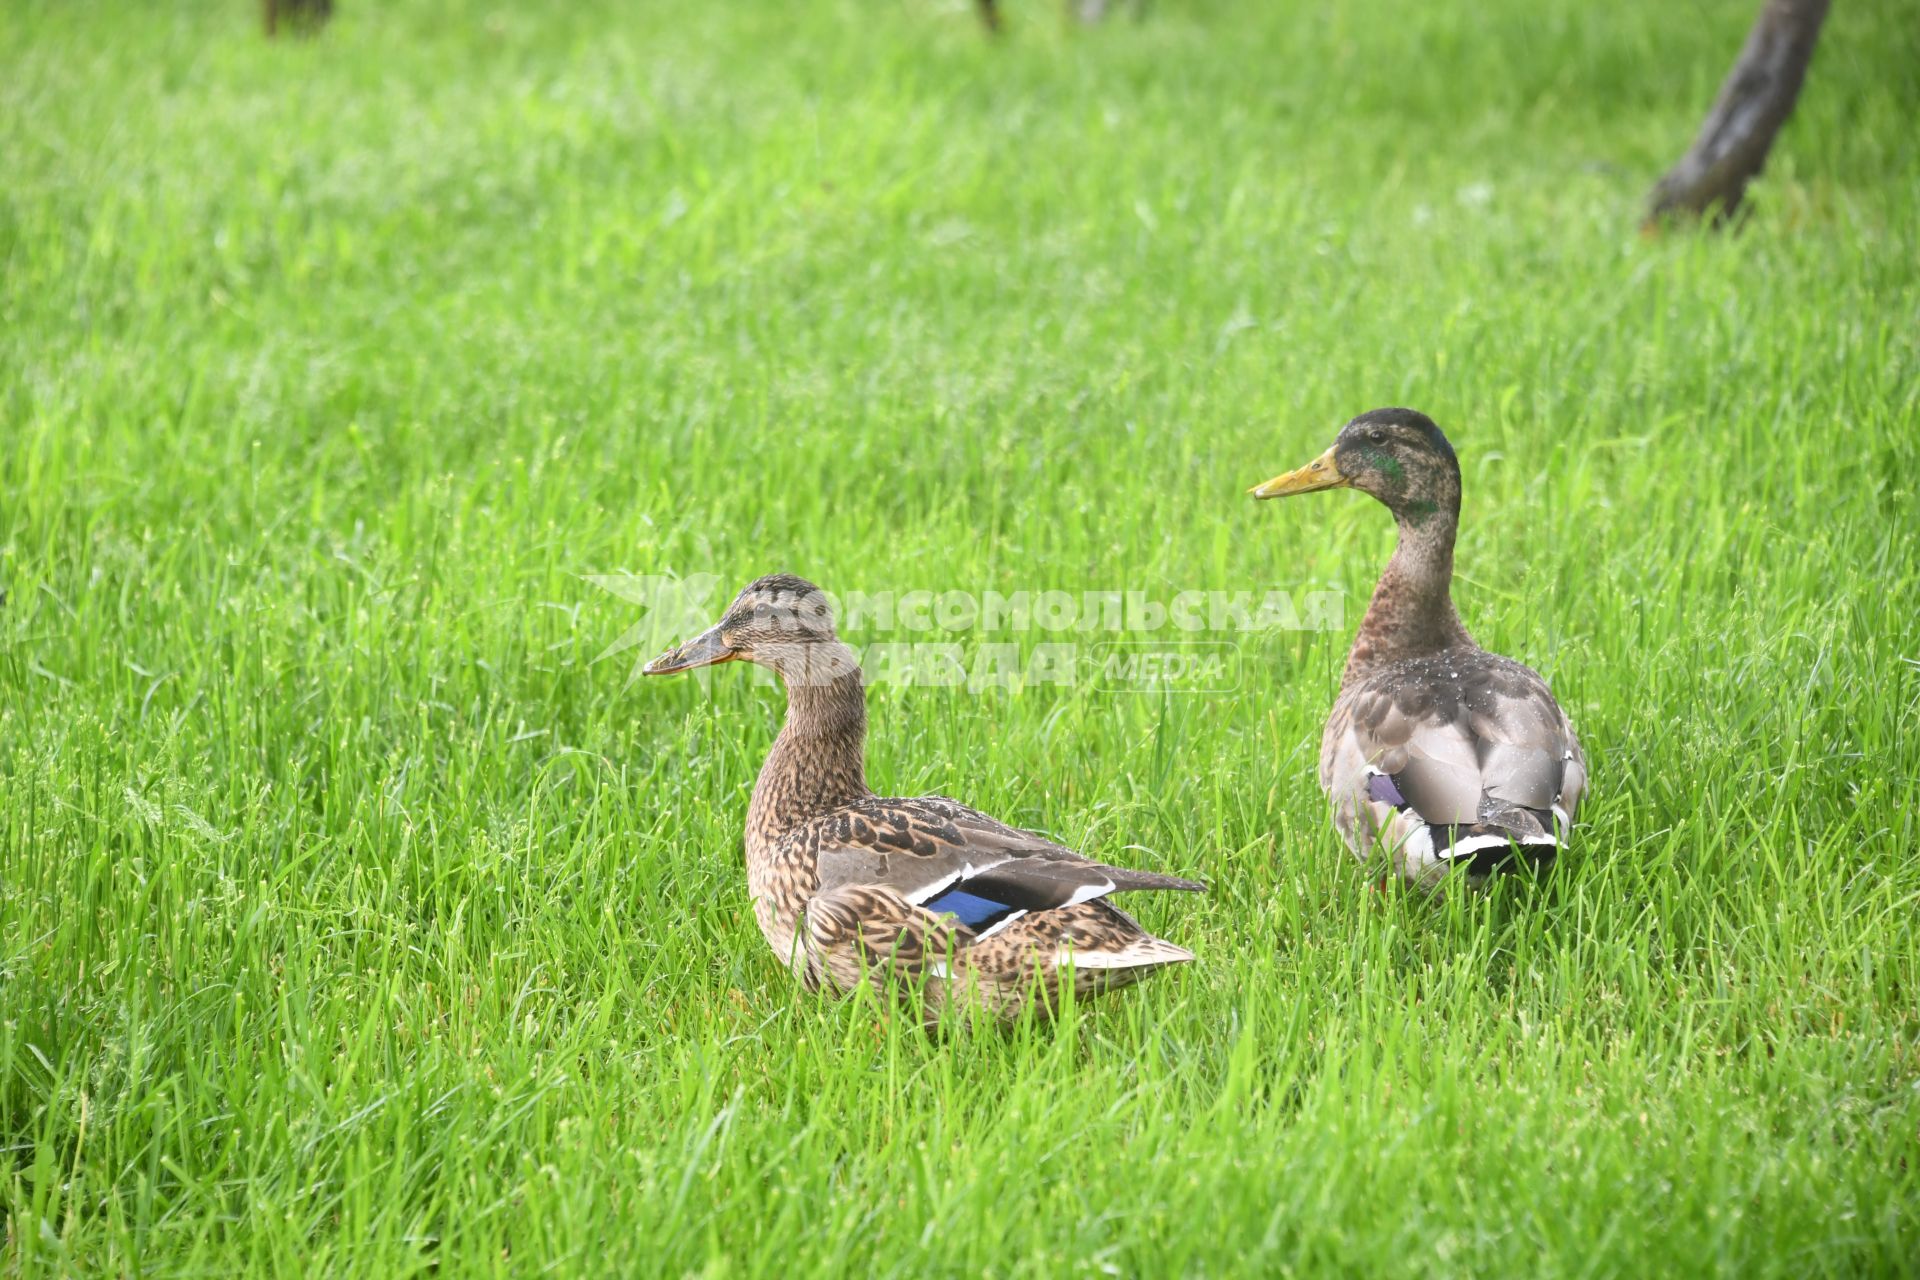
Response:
[3,0,1918,1273]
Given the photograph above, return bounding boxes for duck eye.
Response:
[1368,427,1386,444]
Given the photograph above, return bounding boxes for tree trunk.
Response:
[263,0,333,38]
[1069,0,1149,22]
[1645,0,1830,228]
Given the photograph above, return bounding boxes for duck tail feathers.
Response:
[1102,867,1208,895]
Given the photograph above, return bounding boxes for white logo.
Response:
[587,571,726,688]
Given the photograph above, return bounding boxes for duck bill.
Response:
[642,624,738,675]
[1249,445,1349,499]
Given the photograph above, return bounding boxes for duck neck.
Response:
[747,641,871,842]
[1343,503,1474,685]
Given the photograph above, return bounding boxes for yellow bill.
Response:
[1249,445,1348,499]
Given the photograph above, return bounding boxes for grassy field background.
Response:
[3,0,1918,1274]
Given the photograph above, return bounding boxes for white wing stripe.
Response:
[1440,832,1561,860]
[903,868,966,905]
[1064,879,1118,907]
[1443,834,1513,860]
[974,910,1028,940]
[901,859,1002,906]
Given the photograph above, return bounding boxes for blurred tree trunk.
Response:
[976,0,1147,35]
[1070,0,1148,21]
[264,0,333,38]
[1645,0,1830,228]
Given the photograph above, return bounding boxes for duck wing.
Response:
[791,795,1205,937]
[1324,650,1585,877]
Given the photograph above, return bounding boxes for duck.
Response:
[1249,408,1587,887]
[643,573,1204,1020]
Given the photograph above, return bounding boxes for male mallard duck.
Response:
[1250,408,1587,887]
[644,573,1203,1019]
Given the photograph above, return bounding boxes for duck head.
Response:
[643,573,854,685]
[1249,407,1461,527]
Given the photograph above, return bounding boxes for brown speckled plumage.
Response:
[647,573,1203,1020]
[1254,409,1587,887]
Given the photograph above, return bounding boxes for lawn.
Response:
[2,0,1917,1274]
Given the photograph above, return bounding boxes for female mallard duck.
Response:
[643,573,1203,1019]
[1250,408,1587,887]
